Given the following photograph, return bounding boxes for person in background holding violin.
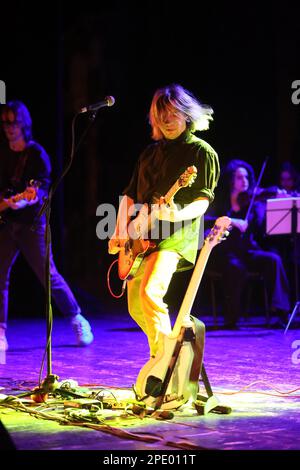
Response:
[206,159,290,329]
[0,100,94,354]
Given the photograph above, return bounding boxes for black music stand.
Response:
[266,197,300,332]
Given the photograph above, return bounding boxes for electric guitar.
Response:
[0,180,41,224]
[117,166,198,280]
[135,216,232,410]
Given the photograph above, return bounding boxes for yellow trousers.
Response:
[127,250,180,357]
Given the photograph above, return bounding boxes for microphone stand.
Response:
[24,110,101,400]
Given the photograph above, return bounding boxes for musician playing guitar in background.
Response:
[0,101,94,355]
[108,84,220,359]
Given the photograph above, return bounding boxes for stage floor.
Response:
[0,310,300,455]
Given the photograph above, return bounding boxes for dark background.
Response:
[1,1,300,318]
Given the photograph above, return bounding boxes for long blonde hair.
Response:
[149,83,213,141]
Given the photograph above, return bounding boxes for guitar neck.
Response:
[172,240,212,337]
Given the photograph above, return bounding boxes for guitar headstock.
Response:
[178,166,197,188]
[206,216,232,248]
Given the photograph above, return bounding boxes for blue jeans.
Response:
[0,222,80,329]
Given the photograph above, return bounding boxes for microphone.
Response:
[79,96,115,113]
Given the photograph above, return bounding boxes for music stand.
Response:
[266,197,300,332]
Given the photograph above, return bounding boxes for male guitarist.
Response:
[0,101,94,353]
[108,84,220,358]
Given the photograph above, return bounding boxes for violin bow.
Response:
[245,155,270,222]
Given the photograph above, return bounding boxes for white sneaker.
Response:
[0,328,8,351]
[71,314,94,346]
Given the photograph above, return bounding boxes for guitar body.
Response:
[135,316,205,410]
[118,238,151,280]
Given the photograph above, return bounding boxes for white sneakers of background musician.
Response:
[71,314,94,346]
[0,327,8,352]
